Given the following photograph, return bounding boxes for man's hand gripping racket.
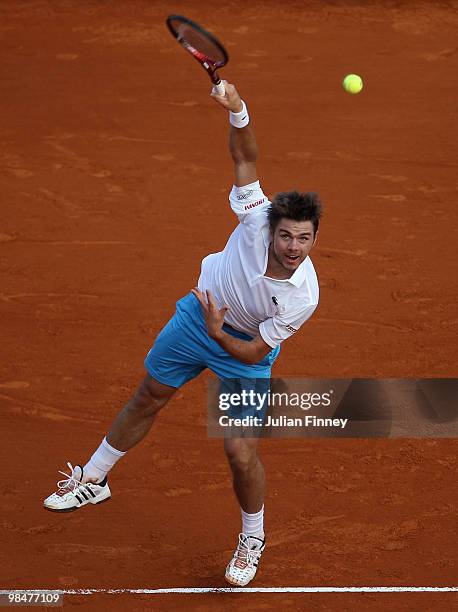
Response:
[166,15,228,95]
[210,81,244,113]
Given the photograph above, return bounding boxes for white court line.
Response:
[1,587,457,594]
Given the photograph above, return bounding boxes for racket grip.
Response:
[213,80,226,96]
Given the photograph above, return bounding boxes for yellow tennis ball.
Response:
[343,74,363,94]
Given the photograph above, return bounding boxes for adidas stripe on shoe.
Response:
[43,462,111,512]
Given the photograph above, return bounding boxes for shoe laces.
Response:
[56,462,83,493]
[234,533,263,569]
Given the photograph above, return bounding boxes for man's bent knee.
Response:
[131,375,176,416]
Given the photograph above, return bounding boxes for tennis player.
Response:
[44,81,322,586]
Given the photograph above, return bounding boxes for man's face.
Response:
[270,219,317,272]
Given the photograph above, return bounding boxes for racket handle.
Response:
[213,80,226,96]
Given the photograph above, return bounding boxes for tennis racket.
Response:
[166,15,228,95]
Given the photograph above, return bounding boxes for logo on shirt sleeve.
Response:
[244,197,266,211]
[236,189,254,201]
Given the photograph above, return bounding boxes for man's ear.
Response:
[312,229,319,246]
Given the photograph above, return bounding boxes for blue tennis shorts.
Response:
[144,292,280,388]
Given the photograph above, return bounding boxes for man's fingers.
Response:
[211,80,229,95]
[211,80,227,98]
[205,290,230,315]
[206,290,216,307]
[191,287,208,309]
[210,91,230,107]
[210,81,238,110]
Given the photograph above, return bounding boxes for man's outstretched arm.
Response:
[211,81,258,187]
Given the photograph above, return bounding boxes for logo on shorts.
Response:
[237,189,254,201]
[285,324,298,334]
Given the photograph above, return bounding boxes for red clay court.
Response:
[1,1,457,610]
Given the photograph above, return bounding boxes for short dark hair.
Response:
[267,191,323,235]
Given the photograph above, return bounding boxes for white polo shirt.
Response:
[197,181,319,348]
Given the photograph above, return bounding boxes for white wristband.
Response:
[229,100,249,128]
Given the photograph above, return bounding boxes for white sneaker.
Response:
[225,533,265,586]
[43,462,111,512]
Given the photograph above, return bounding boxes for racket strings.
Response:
[171,20,226,65]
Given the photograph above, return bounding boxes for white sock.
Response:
[241,505,265,539]
[83,437,126,483]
